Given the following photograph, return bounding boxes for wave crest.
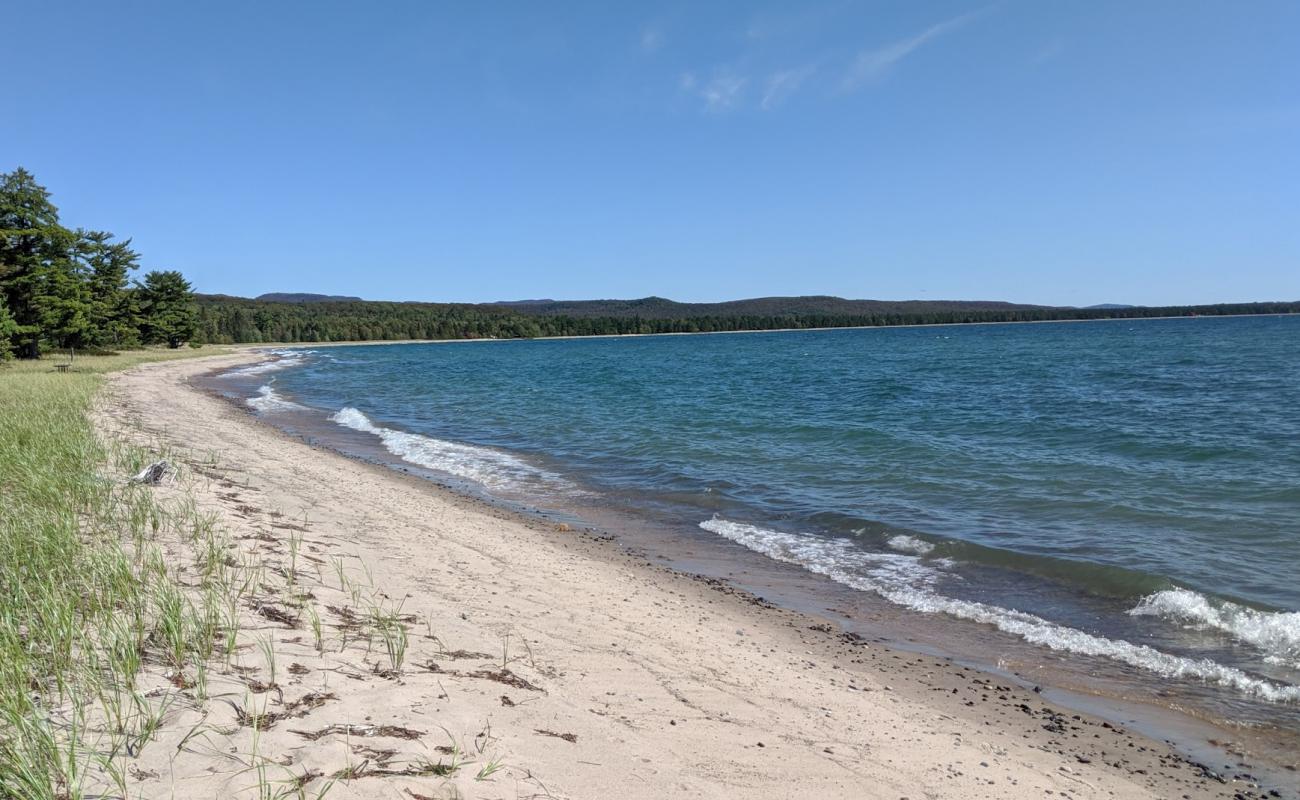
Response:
[886,534,935,555]
[701,517,1300,704]
[330,406,559,491]
[225,349,313,377]
[246,385,306,413]
[1130,589,1300,668]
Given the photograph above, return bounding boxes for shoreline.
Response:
[229,310,1300,350]
[101,351,1297,798]
[208,350,1300,780]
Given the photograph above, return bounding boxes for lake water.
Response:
[217,315,1300,744]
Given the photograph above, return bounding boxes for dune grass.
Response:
[0,347,233,798]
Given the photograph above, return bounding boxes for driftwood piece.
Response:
[130,460,170,485]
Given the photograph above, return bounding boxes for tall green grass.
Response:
[0,348,232,798]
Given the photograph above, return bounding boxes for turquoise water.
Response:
[234,316,1300,714]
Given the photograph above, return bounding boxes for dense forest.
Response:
[0,168,198,359]
[196,293,1300,344]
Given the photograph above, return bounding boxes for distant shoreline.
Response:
[239,309,1300,350]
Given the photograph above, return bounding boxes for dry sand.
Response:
[93,351,1286,799]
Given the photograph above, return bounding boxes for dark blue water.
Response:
[237,316,1300,714]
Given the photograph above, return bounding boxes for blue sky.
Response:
[5,1,1297,306]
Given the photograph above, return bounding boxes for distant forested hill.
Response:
[255,293,363,303]
[484,296,1044,318]
[193,294,1300,344]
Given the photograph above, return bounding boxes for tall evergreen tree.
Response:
[78,229,142,347]
[0,168,81,357]
[0,297,16,361]
[138,270,198,348]
[33,251,93,352]
[0,168,198,356]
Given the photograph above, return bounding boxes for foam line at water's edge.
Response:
[223,349,314,377]
[700,517,1300,704]
[330,406,563,491]
[246,385,306,413]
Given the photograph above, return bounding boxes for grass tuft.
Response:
[0,347,235,797]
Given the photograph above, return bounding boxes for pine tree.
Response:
[33,251,93,352]
[0,297,16,360]
[0,168,82,357]
[1,168,199,356]
[78,229,142,348]
[138,270,198,348]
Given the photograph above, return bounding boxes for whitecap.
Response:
[1130,588,1300,668]
[886,534,935,555]
[246,384,306,414]
[702,518,945,594]
[331,406,560,491]
[700,517,1300,704]
[224,349,314,377]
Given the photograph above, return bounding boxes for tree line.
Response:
[0,168,198,360]
[8,165,1297,354]
[195,294,1300,344]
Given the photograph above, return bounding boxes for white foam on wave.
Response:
[887,534,935,555]
[1129,588,1300,668]
[225,349,314,377]
[700,517,1300,704]
[331,407,559,491]
[246,384,306,413]
[703,518,946,595]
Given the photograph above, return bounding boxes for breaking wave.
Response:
[246,384,306,413]
[701,518,1300,704]
[225,349,313,377]
[886,534,935,555]
[1130,588,1300,668]
[330,407,559,491]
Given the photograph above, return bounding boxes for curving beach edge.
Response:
[95,350,1291,799]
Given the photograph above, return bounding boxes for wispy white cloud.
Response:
[842,9,985,90]
[761,65,816,110]
[675,8,986,113]
[641,24,664,54]
[698,71,748,112]
[679,69,749,113]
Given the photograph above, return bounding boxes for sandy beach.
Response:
[91,351,1286,800]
